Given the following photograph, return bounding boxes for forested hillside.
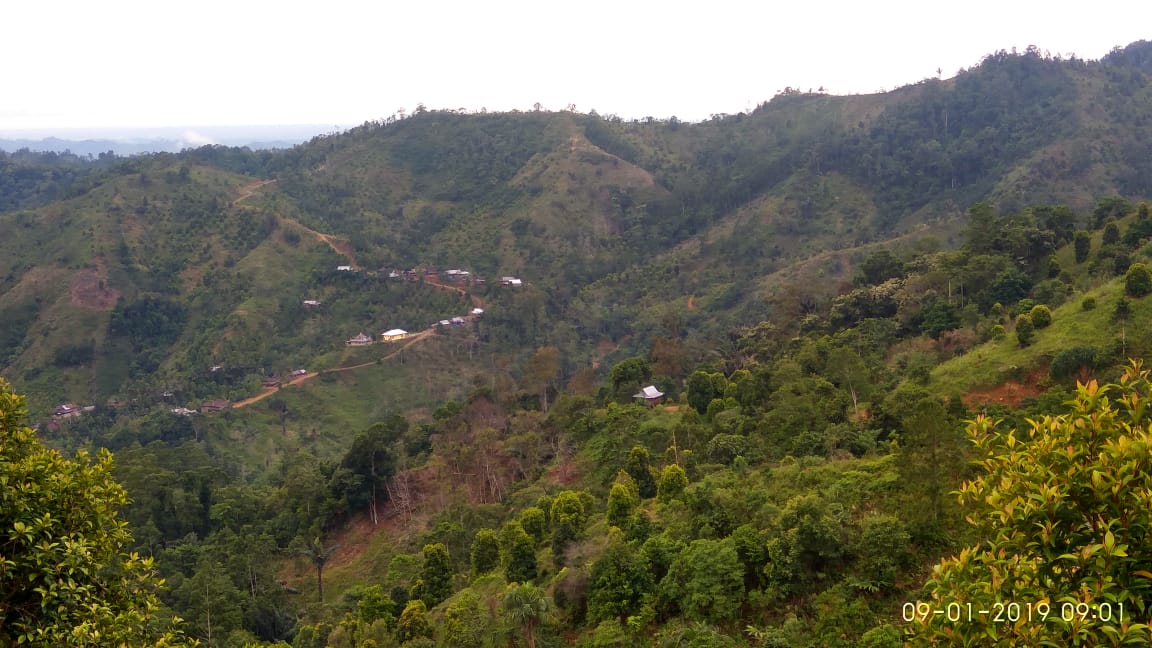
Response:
[3,40,1152,647]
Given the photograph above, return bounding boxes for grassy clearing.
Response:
[931,277,1152,395]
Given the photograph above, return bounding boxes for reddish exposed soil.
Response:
[69,265,118,310]
[961,368,1047,409]
[686,295,695,311]
[546,456,579,486]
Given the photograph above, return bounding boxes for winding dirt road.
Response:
[226,176,481,408]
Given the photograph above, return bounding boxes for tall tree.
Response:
[420,542,453,607]
[470,528,501,576]
[502,521,538,584]
[340,417,404,525]
[624,446,658,499]
[296,537,340,603]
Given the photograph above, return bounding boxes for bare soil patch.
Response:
[69,266,118,310]
[961,368,1047,409]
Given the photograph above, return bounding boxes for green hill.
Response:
[7,41,1152,646]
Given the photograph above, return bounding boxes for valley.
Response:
[3,40,1152,647]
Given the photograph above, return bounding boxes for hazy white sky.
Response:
[3,0,1149,132]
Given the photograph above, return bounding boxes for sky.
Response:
[3,0,1150,135]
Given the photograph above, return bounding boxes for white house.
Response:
[633,385,665,406]
[471,308,484,315]
[336,265,354,272]
[381,328,409,342]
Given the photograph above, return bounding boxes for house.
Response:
[170,407,197,416]
[346,332,374,346]
[209,364,223,372]
[632,385,665,406]
[303,300,322,308]
[262,376,282,389]
[445,269,470,281]
[336,265,354,272]
[53,403,80,419]
[381,328,409,342]
[388,270,401,279]
[439,320,451,327]
[500,276,523,286]
[471,308,484,316]
[451,317,465,326]
[291,369,308,377]
[200,399,232,413]
[509,278,522,286]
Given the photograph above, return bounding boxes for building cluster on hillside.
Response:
[339,263,525,289]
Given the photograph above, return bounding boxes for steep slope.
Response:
[3,44,1152,418]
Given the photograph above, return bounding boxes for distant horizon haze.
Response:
[2,0,1149,132]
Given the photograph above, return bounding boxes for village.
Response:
[50,265,524,422]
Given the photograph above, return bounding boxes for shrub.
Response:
[1082,297,1097,311]
[1049,347,1098,381]
[990,324,1006,340]
[1014,314,1034,347]
[1125,263,1152,297]
[1029,304,1052,329]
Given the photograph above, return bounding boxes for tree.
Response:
[502,522,537,584]
[1074,231,1091,263]
[624,446,658,499]
[550,491,588,565]
[1125,262,1152,297]
[339,417,403,525]
[897,397,964,530]
[911,365,1152,645]
[657,464,689,503]
[470,528,500,576]
[501,583,555,648]
[588,541,654,626]
[296,536,340,603]
[686,370,726,415]
[1093,195,1133,228]
[519,507,547,544]
[420,542,453,607]
[606,483,636,529]
[854,249,905,286]
[659,538,744,624]
[609,356,651,398]
[355,585,395,628]
[441,589,487,648]
[0,379,191,646]
[396,599,431,643]
[1103,221,1121,246]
